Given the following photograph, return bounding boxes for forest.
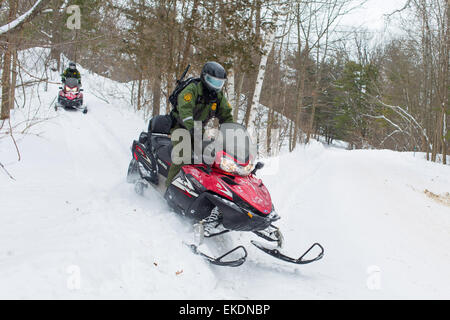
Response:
[0,0,449,163]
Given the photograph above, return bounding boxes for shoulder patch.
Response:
[183,93,193,102]
[227,102,231,108]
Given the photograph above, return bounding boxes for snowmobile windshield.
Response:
[65,78,79,88]
[218,123,256,166]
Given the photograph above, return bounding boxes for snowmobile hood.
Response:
[183,165,272,215]
[224,174,273,215]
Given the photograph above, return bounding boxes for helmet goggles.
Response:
[204,74,226,91]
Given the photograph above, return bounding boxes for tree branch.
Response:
[0,161,15,180]
[0,0,50,36]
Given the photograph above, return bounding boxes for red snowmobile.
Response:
[55,77,87,114]
[126,118,324,267]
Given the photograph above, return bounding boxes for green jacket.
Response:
[171,81,234,131]
[62,68,81,82]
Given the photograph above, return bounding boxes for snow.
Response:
[0,0,44,35]
[1,50,449,299]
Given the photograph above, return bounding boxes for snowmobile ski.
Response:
[253,224,284,246]
[55,102,87,114]
[251,240,324,265]
[187,243,248,267]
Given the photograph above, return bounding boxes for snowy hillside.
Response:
[1,55,449,299]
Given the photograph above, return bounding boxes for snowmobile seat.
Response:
[150,135,171,149]
[149,115,173,134]
[150,135,172,165]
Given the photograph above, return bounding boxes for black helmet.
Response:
[69,62,76,70]
[201,61,227,92]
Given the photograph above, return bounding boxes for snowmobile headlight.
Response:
[236,162,254,176]
[65,86,77,92]
[220,155,238,173]
[220,155,254,176]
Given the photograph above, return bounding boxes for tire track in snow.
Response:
[56,106,123,188]
[79,111,125,168]
[88,104,138,155]
[56,110,85,183]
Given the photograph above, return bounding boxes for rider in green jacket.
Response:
[166,61,234,187]
[61,62,81,85]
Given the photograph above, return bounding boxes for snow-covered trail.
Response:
[1,72,449,299]
[0,87,231,298]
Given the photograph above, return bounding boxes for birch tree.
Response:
[243,0,292,128]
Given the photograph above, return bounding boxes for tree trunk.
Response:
[443,111,447,164]
[152,74,161,117]
[180,0,199,72]
[137,75,143,111]
[441,0,449,164]
[227,66,235,109]
[245,31,276,128]
[306,89,318,144]
[266,106,275,156]
[243,0,262,127]
[288,119,293,152]
[9,48,18,110]
[292,59,306,150]
[50,0,63,71]
[292,1,309,151]
[1,48,12,120]
[0,0,17,120]
[166,73,175,114]
[431,118,438,162]
[439,105,446,164]
[233,71,245,122]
